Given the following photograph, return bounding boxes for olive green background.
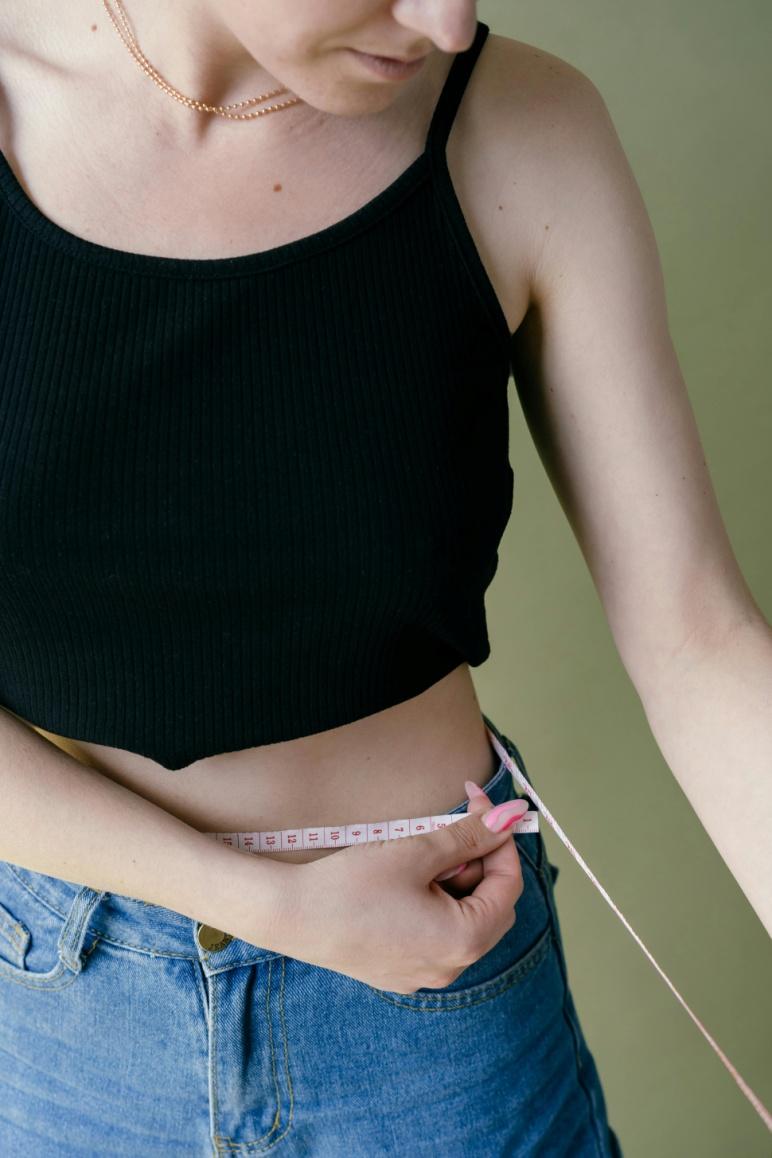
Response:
[476,2,772,1154]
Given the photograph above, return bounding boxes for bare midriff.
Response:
[14,663,499,864]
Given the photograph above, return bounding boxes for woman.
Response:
[1,2,768,1155]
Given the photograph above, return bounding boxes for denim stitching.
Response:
[1,864,207,959]
[276,956,295,1144]
[198,951,284,973]
[0,936,100,990]
[366,925,554,1011]
[210,957,294,1154]
[1,864,281,962]
[209,956,221,1151]
[365,852,553,1014]
[0,902,28,951]
[2,863,79,922]
[261,955,284,1147]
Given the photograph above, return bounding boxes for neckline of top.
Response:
[0,21,488,280]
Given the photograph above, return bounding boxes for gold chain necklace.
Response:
[101,0,304,120]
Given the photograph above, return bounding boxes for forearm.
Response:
[0,707,289,946]
[635,619,772,936]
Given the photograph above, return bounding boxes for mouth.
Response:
[370,53,429,64]
[348,50,429,80]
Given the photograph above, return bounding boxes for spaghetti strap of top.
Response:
[425,20,490,162]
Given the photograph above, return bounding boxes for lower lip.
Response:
[349,50,427,81]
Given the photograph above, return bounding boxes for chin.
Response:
[318,76,408,116]
[286,65,409,119]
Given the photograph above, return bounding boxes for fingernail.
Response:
[483,800,529,833]
[465,779,487,799]
[436,862,469,881]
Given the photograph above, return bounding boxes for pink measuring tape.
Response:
[206,725,771,1131]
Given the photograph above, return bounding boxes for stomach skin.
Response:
[13,663,500,864]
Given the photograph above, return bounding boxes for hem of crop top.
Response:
[2,645,492,772]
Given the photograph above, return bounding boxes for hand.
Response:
[267,797,529,995]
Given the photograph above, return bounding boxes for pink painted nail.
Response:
[465,779,487,799]
[483,800,529,833]
[435,863,468,881]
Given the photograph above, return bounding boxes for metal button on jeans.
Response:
[197,924,234,952]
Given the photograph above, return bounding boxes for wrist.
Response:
[190,836,297,952]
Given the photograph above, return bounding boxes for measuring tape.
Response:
[205,808,538,854]
[205,725,770,1132]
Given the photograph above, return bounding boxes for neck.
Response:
[105,0,275,109]
[94,0,331,148]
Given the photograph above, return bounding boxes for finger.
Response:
[439,859,484,898]
[458,782,523,914]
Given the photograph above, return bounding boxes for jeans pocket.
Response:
[366,852,555,1011]
[0,862,92,991]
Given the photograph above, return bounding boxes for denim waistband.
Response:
[0,714,534,972]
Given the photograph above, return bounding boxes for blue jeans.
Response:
[0,713,623,1156]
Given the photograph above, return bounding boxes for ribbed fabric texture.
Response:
[0,20,515,770]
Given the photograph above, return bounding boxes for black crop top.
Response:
[0,20,516,770]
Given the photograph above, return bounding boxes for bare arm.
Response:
[504,56,772,931]
[0,707,292,946]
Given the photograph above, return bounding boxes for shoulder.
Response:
[480,32,623,284]
[483,31,610,140]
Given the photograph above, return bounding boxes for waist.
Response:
[20,665,498,862]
